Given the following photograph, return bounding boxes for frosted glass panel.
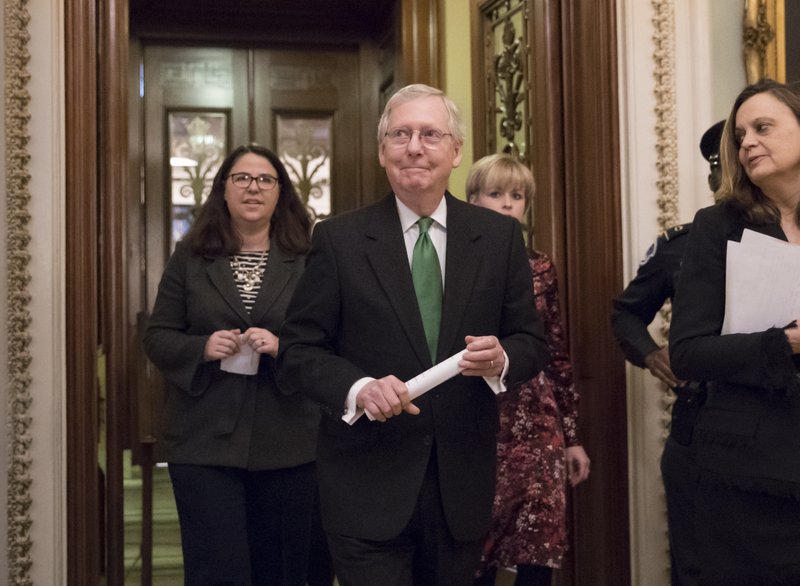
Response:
[168,111,227,249]
[277,115,332,222]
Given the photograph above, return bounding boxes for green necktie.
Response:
[412,217,443,363]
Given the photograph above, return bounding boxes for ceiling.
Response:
[129,0,397,42]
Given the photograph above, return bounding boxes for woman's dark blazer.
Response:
[670,202,800,494]
[143,240,319,470]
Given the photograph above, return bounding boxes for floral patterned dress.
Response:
[477,249,581,572]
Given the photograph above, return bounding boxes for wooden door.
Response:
[140,43,371,311]
[132,43,373,581]
[67,0,439,581]
[252,48,364,215]
[471,0,628,584]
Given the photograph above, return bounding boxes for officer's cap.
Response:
[699,120,725,162]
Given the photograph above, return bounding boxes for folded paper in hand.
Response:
[220,337,260,375]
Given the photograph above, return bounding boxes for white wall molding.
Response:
[618,0,718,583]
[5,0,66,583]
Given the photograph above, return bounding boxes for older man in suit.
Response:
[276,84,549,585]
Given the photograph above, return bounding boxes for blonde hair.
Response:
[465,154,536,207]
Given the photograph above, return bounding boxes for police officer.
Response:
[611,120,724,586]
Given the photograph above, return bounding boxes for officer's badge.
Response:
[639,240,657,267]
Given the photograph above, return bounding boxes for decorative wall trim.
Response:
[651,0,679,233]
[5,0,34,584]
[651,0,678,439]
[650,0,678,579]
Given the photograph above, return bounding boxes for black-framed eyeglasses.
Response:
[229,172,279,191]
[384,128,453,147]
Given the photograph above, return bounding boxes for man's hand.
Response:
[643,347,683,388]
[459,335,505,377]
[357,376,420,422]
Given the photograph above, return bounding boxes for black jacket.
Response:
[144,241,319,470]
[670,202,800,494]
[612,223,689,367]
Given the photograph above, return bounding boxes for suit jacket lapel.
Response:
[206,255,252,325]
[364,195,432,367]
[439,194,481,358]
[249,246,296,325]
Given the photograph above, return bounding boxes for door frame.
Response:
[64,0,439,583]
[470,0,628,583]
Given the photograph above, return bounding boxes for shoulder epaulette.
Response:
[662,222,691,242]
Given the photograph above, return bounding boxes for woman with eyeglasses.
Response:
[144,143,319,585]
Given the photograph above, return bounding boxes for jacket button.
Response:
[423,435,433,446]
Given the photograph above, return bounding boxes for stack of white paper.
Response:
[721,229,800,334]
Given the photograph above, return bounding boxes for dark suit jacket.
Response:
[276,193,549,541]
[670,202,800,492]
[143,240,319,470]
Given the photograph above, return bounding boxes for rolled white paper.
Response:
[405,350,466,400]
[362,349,467,422]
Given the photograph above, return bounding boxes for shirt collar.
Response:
[395,195,448,233]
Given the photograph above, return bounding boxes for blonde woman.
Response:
[467,154,590,586]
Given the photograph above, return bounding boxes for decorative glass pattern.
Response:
[168,111,228,249]
[490,0,529,162]
[277,115,332,222]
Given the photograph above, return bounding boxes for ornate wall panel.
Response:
[472,0,566,269]
[479,0,535,243]
[485,0,530,162]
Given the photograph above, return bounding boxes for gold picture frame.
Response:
[743,0,786,83]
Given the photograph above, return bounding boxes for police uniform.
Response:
[611,223,703,586]
[611,223,689,368]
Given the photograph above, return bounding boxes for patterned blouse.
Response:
[230,250,269,312]
[477,249,581,572]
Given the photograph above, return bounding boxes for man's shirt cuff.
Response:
[341,377,374,424]
[482,351,510,394]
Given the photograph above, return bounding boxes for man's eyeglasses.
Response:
[229,172,279,191]
[384,128,453,147]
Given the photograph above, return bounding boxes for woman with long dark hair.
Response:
[145,143,318,585]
